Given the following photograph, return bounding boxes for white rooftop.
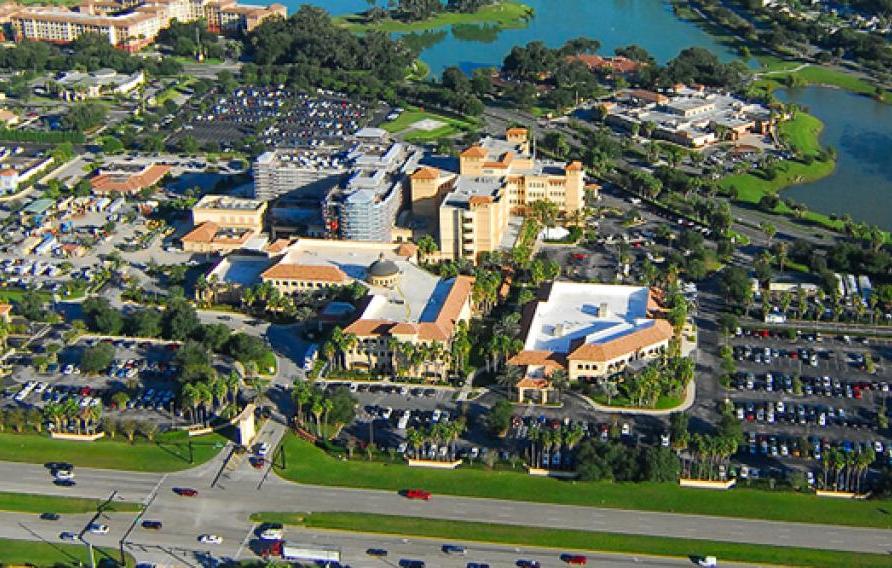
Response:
[524,282,652,353]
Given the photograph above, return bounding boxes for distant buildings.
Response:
[181,195,267,253]
[90,162,170,195]
[1,0,286,51]
[567,54,642,77]
[604,85,773,148]
[409,128,585,261]
[48,69,144,101]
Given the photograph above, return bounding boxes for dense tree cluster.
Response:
[62,102,106,132]
[575,440,680,482]
[157,21,225,60]
[0,34,182,76]
[246,6,414,99]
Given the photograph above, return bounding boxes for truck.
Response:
[281,543,340,563]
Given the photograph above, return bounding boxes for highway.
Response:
[2,424,892,568]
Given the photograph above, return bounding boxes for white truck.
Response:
[281,543,340,563]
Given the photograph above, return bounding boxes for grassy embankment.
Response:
[0,491,141,514]
[720,111,842,231]
[379,106,478,142]
[0,538,134,567]
[336,1,533,33]
[753,56,892,104]
[0,430,228,472]
[274,436,892,529]
[251,512,892,568]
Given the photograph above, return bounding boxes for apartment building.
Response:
[6,0,285,51]
[409,128,585,261]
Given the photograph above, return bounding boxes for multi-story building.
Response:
[508,282,674,402]
[252,148,348,202]
[324,137,420,242]
[181,195,267,253]
[5,0,285,51]
[409,128,585,261]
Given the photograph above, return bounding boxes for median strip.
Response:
[0,491,141,515]
[251,512,892,568]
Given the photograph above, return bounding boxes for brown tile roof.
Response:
[506,127,528,136]
[567,319,673,362]
[411,167,440,180]
[0,303,11,317]
[0,109,16,122]
[460,145,487,159]
[91,164,170,194]
[568,54,641,74]
[508,350,566,369]
[516,377,551,389]
[261,264,348,283]
[468,195,493,206]
[344,319,395,336]
[390,322,418,335]
[0,168,16,176]
[181,221,219,243]
[396,243,418,258]
[565,161,583,171]
[265,238,292,254]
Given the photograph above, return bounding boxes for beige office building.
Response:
[409,128,585,261]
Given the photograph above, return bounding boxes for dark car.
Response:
[561,554,587,565]
[399,561,425,568]
[517,561,541,568]
[366,548,388,557]
[54,479,76,487]
[141,520,162,530]
[40,512,60,521]
[173,487,198,497]
[467,564,490,568]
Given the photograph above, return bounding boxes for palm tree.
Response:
[211,379,228,412]
[310,399,324,437]
[496,364,523,390]
[321,398,334,439]
[407,427,425,458]
[549,368,569,403]
[180,383,199,424]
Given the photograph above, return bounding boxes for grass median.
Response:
[275,436,892,529]
[0,430,228,472]
[251,512,892,568]
[0,537,133,567]
[0,491,141,514]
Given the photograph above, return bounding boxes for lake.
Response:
[279,0,740,75]
[778,87,892,230]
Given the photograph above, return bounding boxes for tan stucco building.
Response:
[409,128,585,261]
[182,195,267,253]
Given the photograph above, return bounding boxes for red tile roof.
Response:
[567,319,673,362]
[91,164,170,194]
[261,264,348,283]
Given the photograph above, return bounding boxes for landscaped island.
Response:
[335,1,533,34]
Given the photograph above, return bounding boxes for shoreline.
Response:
[334,1,533,34]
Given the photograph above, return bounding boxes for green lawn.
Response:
[755,58,891,104]
[720,112,842,231]
[0,538,132,567]
[336,1,532,33]
[0,288,51,304]
[0,431,228,472]
[379,107,477,141]
[275,436,892,529]
[252,512,892,568]
[0,491,141,514]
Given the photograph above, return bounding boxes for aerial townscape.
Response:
[1,0,892,566]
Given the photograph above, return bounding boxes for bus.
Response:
[282,543,341,563]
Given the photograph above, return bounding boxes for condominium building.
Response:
[5,0,286,51]
[409,128,585,261]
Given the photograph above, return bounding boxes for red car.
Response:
[173,487,198,497]
[404,489,432,500]
[251,457,265,469]
[562,554,587,565]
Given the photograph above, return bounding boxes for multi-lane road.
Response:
[2,417,892,567]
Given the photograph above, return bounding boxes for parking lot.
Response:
[4,336,234,430]
[726,328,892,476]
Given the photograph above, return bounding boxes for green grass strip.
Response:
[0,491,141,514]
[275,436,892,529]
[251,512,892,568]
[0,537,134,567]
[0,431,228,472]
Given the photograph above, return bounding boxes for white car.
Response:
[62,364,74,375]
[259,527,283,540]
[198,534,222,544]
[381,407,393,420]
[257,442,271,457]
[54,469,74,481]
[88,523,109,535]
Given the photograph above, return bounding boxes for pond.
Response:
[777,87,892,230]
